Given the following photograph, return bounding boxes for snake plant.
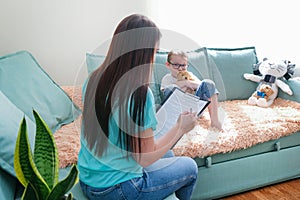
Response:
[14,110,78,200]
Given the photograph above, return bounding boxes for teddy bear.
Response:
[251,84,274,101]
[177,71,195,94]
[243,58,295,107]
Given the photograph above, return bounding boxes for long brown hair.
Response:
[83,14,161,157]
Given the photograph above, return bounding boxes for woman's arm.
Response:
[133,111,197,167]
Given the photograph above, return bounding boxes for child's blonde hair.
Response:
[167,49,188,63]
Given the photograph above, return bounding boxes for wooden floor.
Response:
[220,178,300,200]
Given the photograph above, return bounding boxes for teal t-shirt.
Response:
[78,88,157,188]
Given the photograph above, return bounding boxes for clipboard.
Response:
[154,87,210,140]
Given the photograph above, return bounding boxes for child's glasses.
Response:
[168,61,188,69]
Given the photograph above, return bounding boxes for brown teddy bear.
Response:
[252,84,274,101]
[177,71,195,94]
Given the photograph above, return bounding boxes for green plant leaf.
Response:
[22,182,39,200]
[14,118,29,187]
[33,110,59,189]
[14,117,50,199]
[47,165,78,200]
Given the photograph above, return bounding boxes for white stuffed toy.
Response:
[243,58,295,107]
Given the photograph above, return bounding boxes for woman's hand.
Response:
[133,111,198,167]
[176,111,198,134]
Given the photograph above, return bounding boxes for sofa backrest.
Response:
[86,48,300,105]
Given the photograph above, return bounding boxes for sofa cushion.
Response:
[278,79,300,103]
[206,47,258,101]
[293,65,300,77]
[0,50,81,132]
[152,51,170,105]
[86,53,105,75]
[83,53,106,99]
[0,90,36,177]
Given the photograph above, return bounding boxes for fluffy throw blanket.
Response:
[54,86,82,168]
[55,86,300,168]
[173,98,300,158]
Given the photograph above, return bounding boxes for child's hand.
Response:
[186,80,200,90]
[176,80,198,92]
[180,86,190,93]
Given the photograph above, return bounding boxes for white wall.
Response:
[0,0,149,85]
[1,0,299,85]
[148,0,300,69]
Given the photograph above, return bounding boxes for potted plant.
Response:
[14,110,78,200]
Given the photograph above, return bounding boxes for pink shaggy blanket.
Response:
[55,86,300,168]
[173,98,300,158]
[54,86,82,168]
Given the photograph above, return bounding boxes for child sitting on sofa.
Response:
[161,49,223,130]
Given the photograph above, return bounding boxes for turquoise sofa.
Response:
[1,48,300,200]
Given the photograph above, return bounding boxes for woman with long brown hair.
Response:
[78,14,198,200]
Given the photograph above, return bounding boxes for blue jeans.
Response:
[163,79,219,101]
[79,151,198,200]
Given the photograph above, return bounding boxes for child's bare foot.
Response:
[210,121,223,131]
